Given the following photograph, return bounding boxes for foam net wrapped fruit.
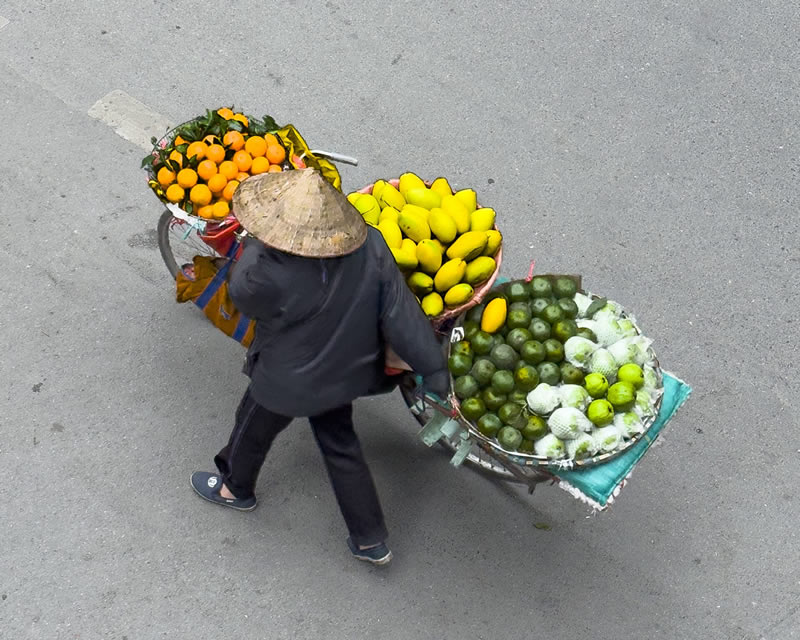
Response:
[350,173,502,322]
[143,107,341,219]
[447,275,664,467]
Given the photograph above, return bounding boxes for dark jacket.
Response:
[228,228,447,417]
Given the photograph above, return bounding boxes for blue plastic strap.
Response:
[232,314,251,343]
[193,240,240,310]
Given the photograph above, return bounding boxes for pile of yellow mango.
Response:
[347,173,501,317]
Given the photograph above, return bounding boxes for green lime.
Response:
[528,318,551,342]
[531,297,551,318]
[509,301,532,314]
[451,341,473,358]
[507,281,530,303]
[553,277,578,299]
[514,364,540,392]
[470,358,497,386]
[476,413,502,437]
[506,327,533,352]
[481,388,508,411]
[461,396,487,421]
[463,320,480,341]
[491,370,516,394]
[498,403,526,429]
[471,331,493,355]
[552,319,578,343]
[557,297,579,319]
[537,362,561,385]
[576,327,598,342]
[507,307,532,330]
[448,353,473,377]
[466,303,485,325]
[519,438,535,453]
[520,340,546,365]
[454,375,479,400]
[497,426,523,451]
[543,338,565,363]
[530,276,553,298]
[508,389,529,405]
[560,362,585,385]
[491,333,506,348]
[541,304,564,325]
[607,381,636,411]
[617,363,645,389]
[490,344,519,370]
[587,399,614,426]
[521,415,548,440]
[584,372,609,398]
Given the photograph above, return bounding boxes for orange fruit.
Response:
[197,204,215,219]
[222,180,240,202]
[212,200,230,219]
[265,133,279,146]
[250,156,270,175]
[266,144,286,164]
[177,168,198,189]
[233,150,252,172]
[174,135,188,145]
[157,166,176,187]
[207,173,228,193]
[190,184,213,206]
[223,130,245,151]
[244,136,267,158]
[236,172,250,182]
[232,114,249,126]
[206,144,226,164]
[197,159,218,181]
[267,164,283,173]
[165,184,185,203]
[168,150,183,168]
[217,107,234,120]
[186,141,207,160]
[218,160,238,180]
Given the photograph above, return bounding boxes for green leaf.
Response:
[141,155,155,169]
[226,119,244,133]
[150,136,158,145]
[184,202,194,215]
[534,523,551,531]
[262,115,279,132]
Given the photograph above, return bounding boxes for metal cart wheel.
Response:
[157,209,220,279]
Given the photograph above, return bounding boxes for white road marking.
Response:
[0,16,9,30]
[88,90,173,150]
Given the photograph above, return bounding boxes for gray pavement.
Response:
[1,1,798,638]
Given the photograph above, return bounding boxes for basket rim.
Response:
[447,278,664,470]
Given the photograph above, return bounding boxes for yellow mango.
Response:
[481,297,507,334]
[430,238,446,255]
[428,207,458,244]
[377,220,403,249]
[390,247,418,270]
[401,203,430,223]
[454,188,477,213]
[371,179,387,202]
[401,238,418,255]
[347,192,362,206]
[407,271,434,296]
[406,187,442,210]
[378,206,400,224]
[430,177,452,197]
[470,207,496,232]
[353,194,381,225]
[421,292,444,317]
[416,239,443,274]
[378,183,406,211]
[434,258,466,293]
[483,230,502,256]
[446,230,489,261]
[398,172,426,198]
[398,210,431,242]
[464,256,497,285]
[444,283,474,308]
[441,195,471,234]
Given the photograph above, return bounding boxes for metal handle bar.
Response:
[308,149,359,166]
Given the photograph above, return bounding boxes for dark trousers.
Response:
[214,387,388,546]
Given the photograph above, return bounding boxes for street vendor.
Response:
[190,168,448,566]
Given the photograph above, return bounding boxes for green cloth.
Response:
[550,372,692,507]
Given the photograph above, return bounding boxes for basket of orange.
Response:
[143,107,342,220]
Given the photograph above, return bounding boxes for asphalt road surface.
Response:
[1,2,798,639]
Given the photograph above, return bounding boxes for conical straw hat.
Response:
[232,168,367,258]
